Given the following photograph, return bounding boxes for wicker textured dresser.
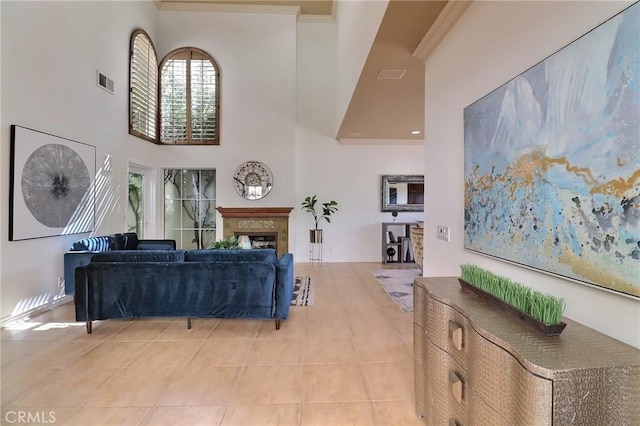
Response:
[413,277,640,425]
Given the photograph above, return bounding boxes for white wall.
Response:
[294,20,423,263]
[423,0,639,348]
[156,9,298,243]
[154,7,424,264]
[334,0,389,133]
[0,2,3,297]
[0,1,426,321]
[0,1,158,319]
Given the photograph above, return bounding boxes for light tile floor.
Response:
[1,262,423,426]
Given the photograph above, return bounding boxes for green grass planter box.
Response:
[459,264,567,336]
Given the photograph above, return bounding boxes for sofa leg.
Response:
[86,321,92,334]
[187,317,192,329]
[275,319,280,330]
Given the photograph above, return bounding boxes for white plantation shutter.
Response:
[129,30,158,141]
[160,48,219,145]
[161,54,188,143]
[190,52,218,142]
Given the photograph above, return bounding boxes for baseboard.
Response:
[0,295,73,326]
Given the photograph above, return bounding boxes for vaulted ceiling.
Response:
[159,0,470,143]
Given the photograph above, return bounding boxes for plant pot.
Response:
[458,279,567,336]
[309,229,323,243]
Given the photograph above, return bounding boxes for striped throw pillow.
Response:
[72,236,112,251]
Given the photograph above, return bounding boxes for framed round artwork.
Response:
[233,161,273,200]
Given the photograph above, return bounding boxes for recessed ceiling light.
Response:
[411,130,421,135]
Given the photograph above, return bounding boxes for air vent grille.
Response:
[97,71,114,94]
[377,69,406,80]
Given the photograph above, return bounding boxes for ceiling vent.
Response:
[377,69,406,80]
[97,71,114,94]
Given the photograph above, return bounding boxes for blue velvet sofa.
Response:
[63,232,176,295]
[74,248,294,333]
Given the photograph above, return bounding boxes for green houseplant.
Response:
[211,236,240,249]
[301,195,338,243]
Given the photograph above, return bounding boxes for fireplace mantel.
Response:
[216,207,294,218]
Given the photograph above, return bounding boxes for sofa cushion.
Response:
[72,236,112,251]
[137,239,176,250]
[185,249,277,264]
[110,234,125,250]
[91,250,186,263]
[110,233,139,250]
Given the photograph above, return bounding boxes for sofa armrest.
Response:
[64,252,98,295]
[274,253,294,319]
[74,265,90,321]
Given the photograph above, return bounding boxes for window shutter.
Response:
[160,48,219,145]
[129,30,158,141]
[190,52,218,142]
[161,55,188,143]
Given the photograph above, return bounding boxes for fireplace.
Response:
[235,232,277,250]
[216,207,293,257]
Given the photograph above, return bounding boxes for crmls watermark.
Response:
[4,410,56,424]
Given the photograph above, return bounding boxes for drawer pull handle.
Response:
[448,371,463,404]
[448,321,464,350]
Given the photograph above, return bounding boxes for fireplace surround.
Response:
[216,207,293,257]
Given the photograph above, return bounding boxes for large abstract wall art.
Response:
[463,3,639,298]
[10,125,96,240]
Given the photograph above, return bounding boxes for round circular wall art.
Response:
[21,143,91,227]
[233,161,273,200]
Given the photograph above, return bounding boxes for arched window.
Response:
[129,29,158,142]
[160,47,220,145]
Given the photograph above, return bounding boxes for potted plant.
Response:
[459,264,566,335]
[301,195,338,243]
[210,236,240,249]
[391,210,398,222]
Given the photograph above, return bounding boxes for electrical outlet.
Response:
[436,225,450,242]
[57,276,64,288]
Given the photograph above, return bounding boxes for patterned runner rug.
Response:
[291,276,314,306]
[372,269,422,312]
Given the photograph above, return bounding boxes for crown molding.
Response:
[158,1,301,17]
[216,207,294,218]
[297,14,335,24]
[413,0,473,61]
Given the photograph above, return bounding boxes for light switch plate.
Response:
[437,225,450,242]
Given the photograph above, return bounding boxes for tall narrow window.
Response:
[164,169,216,249]
[129,29,158,142]
[127,172,144,237]
[160,48,219,145]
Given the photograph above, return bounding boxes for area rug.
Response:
[372,269,421,312]
[291,276,314,306]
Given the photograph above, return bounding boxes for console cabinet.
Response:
[413,277,640,425]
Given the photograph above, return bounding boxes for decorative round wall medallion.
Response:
[233,161,273,200]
